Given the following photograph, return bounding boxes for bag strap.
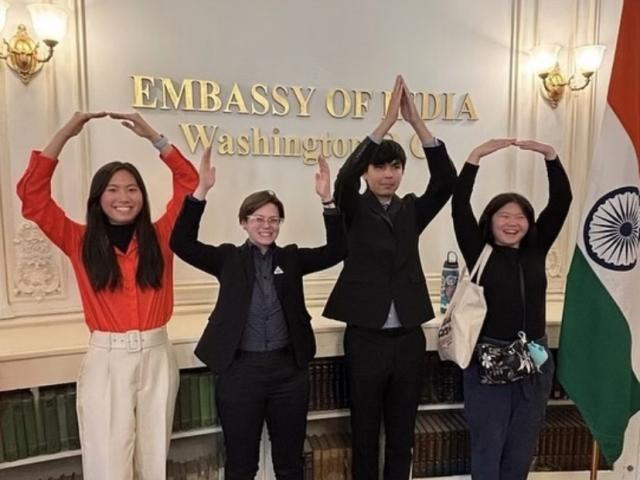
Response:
[443,244,492,316]
[518,261,527,332]
[469,244,493,283]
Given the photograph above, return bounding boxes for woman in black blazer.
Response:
[170,147,345,480]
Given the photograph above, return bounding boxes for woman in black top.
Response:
[170,148,345,480]
[451,138,572,479]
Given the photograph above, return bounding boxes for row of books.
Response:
[421,353,464,404]
[167,452,225,480]
[0,351,569,464]
[0,385,79,463]
[413,410,469,477]
[173,370,218,432]
[535,406,610,471]
[302,406,609,479]
[308,351,568,412]
[304,433,351,480]
[0,369,217,464]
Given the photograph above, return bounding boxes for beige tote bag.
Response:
[437,244,493,368]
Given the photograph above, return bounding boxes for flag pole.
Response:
[590,439,600,480]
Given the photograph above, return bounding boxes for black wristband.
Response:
[321,198,335,205]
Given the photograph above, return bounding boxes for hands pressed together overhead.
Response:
[373,75,434,145]
[466,138,558,165]
[43,111,167,159]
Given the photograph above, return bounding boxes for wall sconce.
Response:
[530,44,606,108]
[0,2,68,84]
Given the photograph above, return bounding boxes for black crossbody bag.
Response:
[474,262,536,384]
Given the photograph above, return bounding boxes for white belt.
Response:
[89,326,168,353]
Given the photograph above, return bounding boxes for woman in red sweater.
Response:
[17,112,198,480]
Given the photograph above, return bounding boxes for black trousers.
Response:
[215,347,309,480]
[344,325,425,480]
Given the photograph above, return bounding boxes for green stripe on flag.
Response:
[559,248,640,464]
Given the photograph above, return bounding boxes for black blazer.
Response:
[323,137,456,328]
[170,196,346,373]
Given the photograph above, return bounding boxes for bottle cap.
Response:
[444,251,458,268]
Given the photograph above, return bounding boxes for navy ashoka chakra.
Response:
[584,186,640,271]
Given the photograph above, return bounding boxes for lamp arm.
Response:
[36,41,56,64]
[567,72,594,92]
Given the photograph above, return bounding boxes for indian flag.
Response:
[558,0,640,465]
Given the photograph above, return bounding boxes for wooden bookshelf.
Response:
[1,301,627,479]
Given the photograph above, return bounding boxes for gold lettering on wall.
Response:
[160,77,196,111]
[272,85,290,116]
[224,83,249,114]
[291,86,315,117]
[251,84,270,115]
[353,90,372,119]
[420,92,442,120]
[198,80,222,112]
[326,88,351,118]
[132,75,480,162]
[131,75,158,109]
[457,93,478,120]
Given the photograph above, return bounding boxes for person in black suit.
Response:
[170,147,345,480]
[323,76,457,480]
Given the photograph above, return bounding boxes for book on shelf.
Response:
[413,413,426,477]
[20,390,39,457]
[189,372,201,431]
[303,437,313,480]
[55,386,70,452]
[0,392,19,462]
[199,372,214,427]
[40,388,61,454]
[307,434,324,480]
[65,386,80,450]
[178,372,193,431]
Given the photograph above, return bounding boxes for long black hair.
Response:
[478,192,536,247]
[82,162,164,291]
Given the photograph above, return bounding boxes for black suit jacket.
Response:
[323,137,456,328]
[170,196,346,373]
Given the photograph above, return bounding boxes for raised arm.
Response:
[169,147,227,276]
[399,78,435,145]
[515,140,572,252]
[397,78,456,230]
[299,155,347,274]
[453,138,516,266]
[42,111,107,159]
[17,112,107,254]
[334,76,404,221]
[108,112,170,156]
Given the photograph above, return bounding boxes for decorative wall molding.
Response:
[545,247,564,279]
[13,222,62,301]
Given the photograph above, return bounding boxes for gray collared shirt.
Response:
[239,242,290,351]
